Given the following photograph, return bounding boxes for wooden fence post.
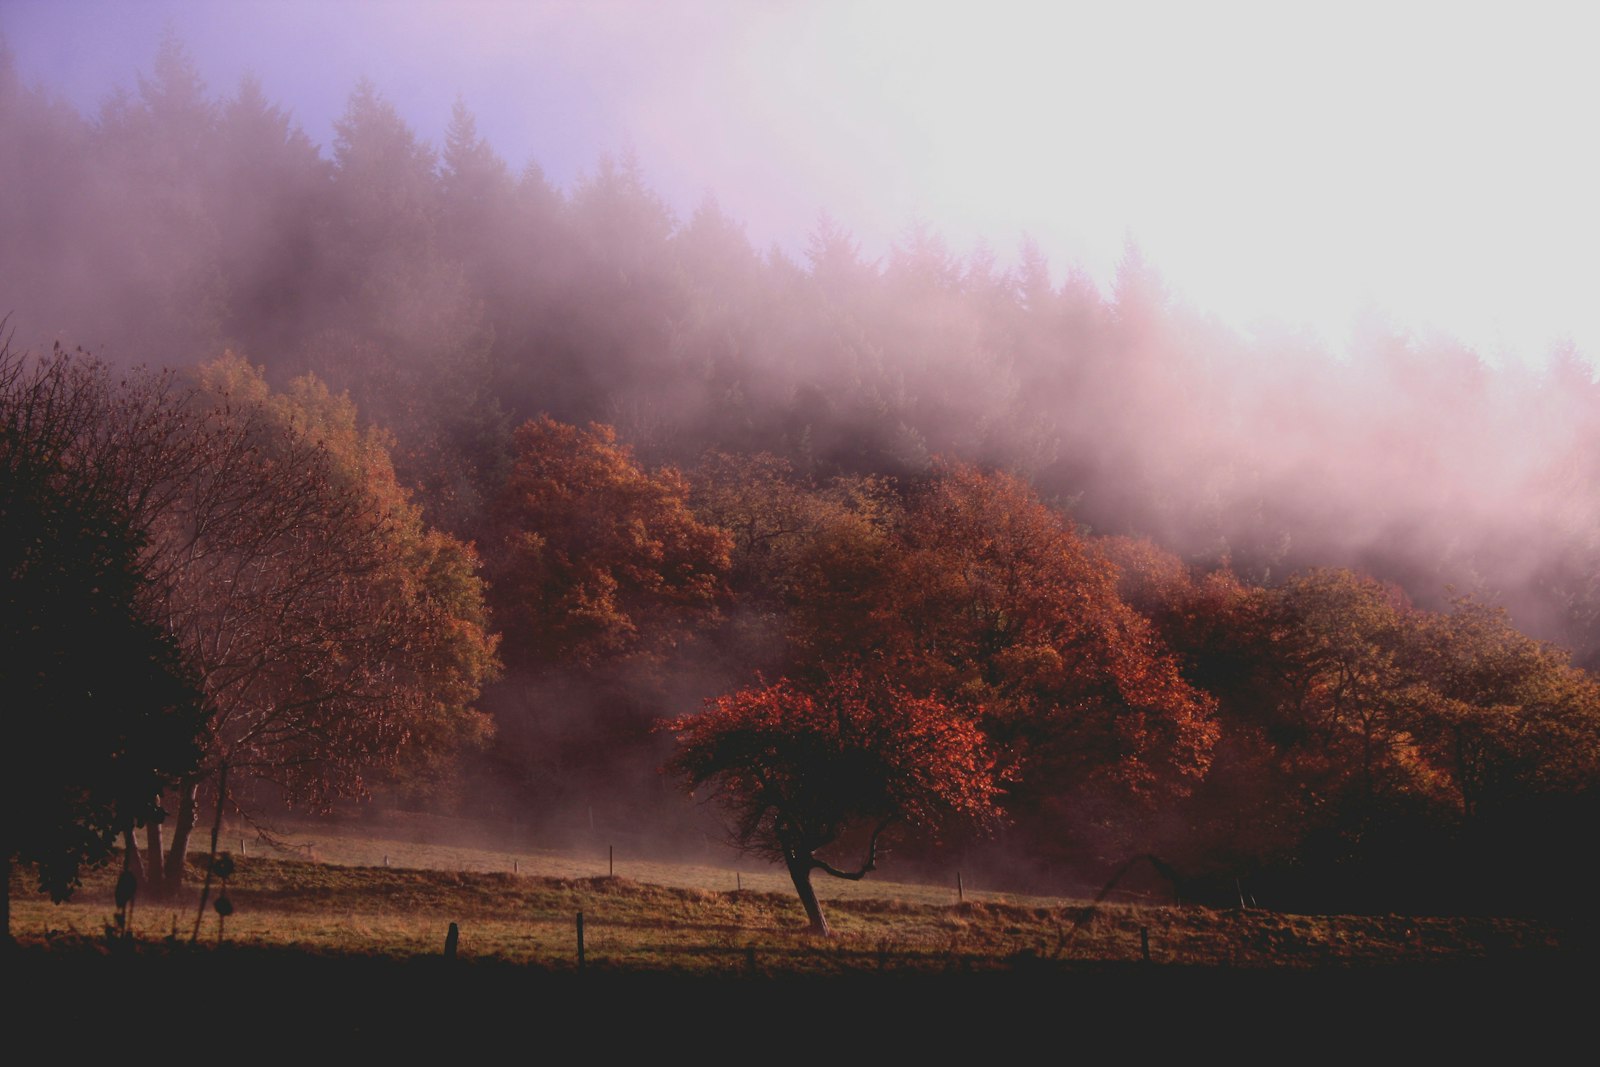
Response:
[957,871,964,902]
[445,922,459,960]
[576,911,586,971]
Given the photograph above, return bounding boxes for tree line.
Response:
[6,339,1598,929]
[6,35,1600,665]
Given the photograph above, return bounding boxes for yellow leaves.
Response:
[179,354,500,803]
[194,350,272,407]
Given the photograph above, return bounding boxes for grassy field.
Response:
[9,818,1593,1050]
[7,814,1578,977]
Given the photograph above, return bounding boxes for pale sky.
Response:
[5,0,1597,364]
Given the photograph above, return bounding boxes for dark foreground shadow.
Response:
[3,940,1590,1055]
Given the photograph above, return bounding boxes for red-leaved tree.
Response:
[665,671,1004,935]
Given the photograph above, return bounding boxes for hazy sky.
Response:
[4,0,1597,364]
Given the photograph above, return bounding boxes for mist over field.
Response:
[5,2,1600,919]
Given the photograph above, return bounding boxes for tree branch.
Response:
[811,818,893,881]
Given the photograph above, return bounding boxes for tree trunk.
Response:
[121,827,141,890]
[142,812,166,898]
[191,763,228,943]
[163,781,200,892]
[785,853,830,936]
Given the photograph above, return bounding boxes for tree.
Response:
[212,73,331,361]
[439,98,514,270]
[1,341,206,935]
[688,450,899,674]
[487,417,730,671]
[1410,597,1600,819]
[317,81,503,536]
[666,672,1003,935]
[875,465,1218,849]
[91,30,229,364]
[1264,570,1441,814]
[123,355,498,895]
[207,357,499,801]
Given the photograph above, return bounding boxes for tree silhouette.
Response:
[1,341,206,936]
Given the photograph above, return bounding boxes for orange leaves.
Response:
[148,356,500,805]
[881,462,1218,802]
[489,417,731,670]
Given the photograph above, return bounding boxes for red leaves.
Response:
[666,671,1003,862]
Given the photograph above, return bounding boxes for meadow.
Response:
[8,813,1575,977]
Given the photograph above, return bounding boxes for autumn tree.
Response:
[479,417,730,811]
[666,672,1002,935]
[1101,543,1600,910]
[867,465,1217,859]
[205,357,499,800]
[1261,571,1444,814]
[1099,537,1348,882]
[487,417,730,670]
[689,449,899,674]
[122,355,497,895]
[0,342,206,935]
[1239,573,1600,910]
[1409,599,1600,864]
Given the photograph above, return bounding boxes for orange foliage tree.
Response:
[859,464,1218,857]
[130,356,499,897]
[666,671,1003,935]
[487,417,731,670]
[688,449,900,674]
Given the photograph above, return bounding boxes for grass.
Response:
[7,813,1578,977]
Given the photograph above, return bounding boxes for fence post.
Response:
[576,911,586,972]
[445,922,459,960]
[1140,926,1150,963]
[957,871,964,902]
